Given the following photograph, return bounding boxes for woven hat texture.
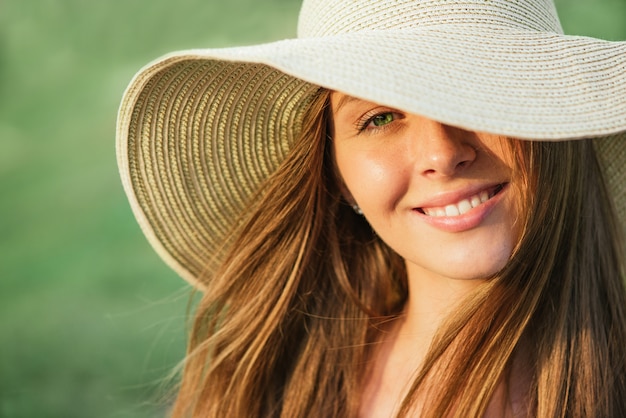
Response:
[117,0,626,288]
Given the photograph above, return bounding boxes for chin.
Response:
[415,243,514,282]
[447,251,512,281]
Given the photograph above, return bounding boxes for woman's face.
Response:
[330,92,521,282]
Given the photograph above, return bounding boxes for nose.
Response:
[412,117,476,178]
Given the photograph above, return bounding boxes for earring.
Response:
[352,204,364,215]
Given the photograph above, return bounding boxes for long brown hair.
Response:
[171,88,626,417]
[397,138,626,417]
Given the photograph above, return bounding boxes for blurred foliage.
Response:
[556,0,626,40]
[0,0,623,417]
[0,1,300,417]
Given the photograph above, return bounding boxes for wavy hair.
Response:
[170,88,626,417]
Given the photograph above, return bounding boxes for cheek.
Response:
[334,147,407,207]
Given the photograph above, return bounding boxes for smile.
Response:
[418,184,506,217]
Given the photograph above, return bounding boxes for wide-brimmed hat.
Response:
[116,0,626,288]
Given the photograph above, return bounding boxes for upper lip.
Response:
[414,182,507,210]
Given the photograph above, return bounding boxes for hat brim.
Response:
[152,26,626,139]
[117,25,626,286]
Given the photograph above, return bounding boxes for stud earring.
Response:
[352,204,364,215]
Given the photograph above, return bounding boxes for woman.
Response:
[116,0,626,416]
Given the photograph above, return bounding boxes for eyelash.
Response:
[356,109,403,133]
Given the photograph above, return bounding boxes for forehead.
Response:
[330,91,391,116]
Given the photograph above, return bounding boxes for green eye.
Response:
[358,110,401,132]
[371,113,394,127]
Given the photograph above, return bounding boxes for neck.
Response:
[358,265,486,417]
[397,263,486,354]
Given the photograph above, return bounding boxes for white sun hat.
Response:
[116,0,626,288]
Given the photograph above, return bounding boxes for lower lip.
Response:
[413,184,509,233]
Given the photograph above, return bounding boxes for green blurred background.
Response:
[0,0,624,417]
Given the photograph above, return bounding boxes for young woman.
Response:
[116,0,626,416]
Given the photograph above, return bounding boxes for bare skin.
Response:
[358,312,531,417]
[329,91,530,417]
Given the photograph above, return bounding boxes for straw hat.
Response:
[116,0,626,288]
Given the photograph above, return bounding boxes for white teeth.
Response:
[422,189,495,217]
[457,199,472,215]
[445,204,460,216]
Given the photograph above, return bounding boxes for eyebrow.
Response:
[335,94,364,113]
